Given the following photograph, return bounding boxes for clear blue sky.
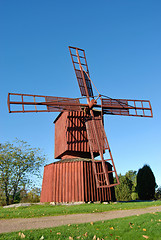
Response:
[1,0,161,187]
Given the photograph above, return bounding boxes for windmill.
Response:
[8,46,153,202]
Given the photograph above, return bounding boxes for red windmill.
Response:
[8,46,153,203]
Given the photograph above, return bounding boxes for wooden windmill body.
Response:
[8,46,153,202]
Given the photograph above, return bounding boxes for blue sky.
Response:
[1,0,161,187]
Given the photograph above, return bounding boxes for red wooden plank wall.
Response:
[40,160,115,203]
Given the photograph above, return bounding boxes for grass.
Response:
[0,200,161,219]
[1,211,161,239]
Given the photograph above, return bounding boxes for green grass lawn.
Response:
[0,200,161,219]
[1,211,161,239]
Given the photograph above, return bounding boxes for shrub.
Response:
[131,192,139,200]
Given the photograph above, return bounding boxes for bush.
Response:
[131,192,139,200]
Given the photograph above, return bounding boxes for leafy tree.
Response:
[155,187,161,200]
[125,170,137,186]
[19,185,28,202]
[136,164,157,200]
[114,170,137,201]
[26,187,41,203]
[0,181,6,206]
[0,140,46,205]
[15,186,41,203]
[125,170,138,199]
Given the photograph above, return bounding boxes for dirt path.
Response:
[1,205,161,234]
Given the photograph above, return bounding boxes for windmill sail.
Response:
[8,93,81,113]
[102,98,153,117]
[69,46,93,97]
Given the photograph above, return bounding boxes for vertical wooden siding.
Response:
[67,111,89,153]
[40,160,115,203]
[41,161,84,202]
[83,161,113,202]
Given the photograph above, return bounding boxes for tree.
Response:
[0,140,46,205]
[125,170,137,185]
[0,181,6,206]
[26,187,41,203]
[155,186,161,200]
[114,170,137,201]
[136,164,157,200]
[125,170,138,200]
[115,170,136,201]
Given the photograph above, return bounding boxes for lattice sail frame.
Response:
[102,98,153,117]
[69,46,93,97]
[8,93,81,113]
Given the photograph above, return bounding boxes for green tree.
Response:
[155,187,161,200]
[0,140,46,205]
[0,181,6,206]
[26,187,41,203]
[125,170,137,186]
[115,170,137,201]
[136,164,157,200]
[115,174,132,201]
